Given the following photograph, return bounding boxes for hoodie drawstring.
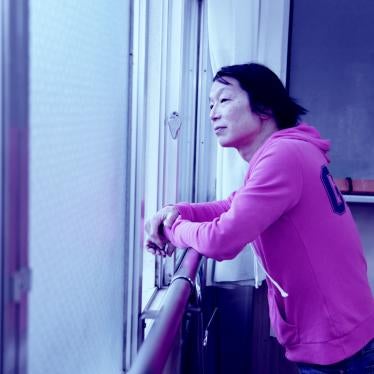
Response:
[252,248,289,298]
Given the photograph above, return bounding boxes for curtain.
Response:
[207,0,290,282]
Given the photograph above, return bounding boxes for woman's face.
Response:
[209,76,262,150]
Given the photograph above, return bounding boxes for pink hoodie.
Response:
[164,123,374,364]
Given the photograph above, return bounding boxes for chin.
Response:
[218,137,237,148]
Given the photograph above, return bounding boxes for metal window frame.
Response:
[152,0,172,290]
[125,0,206,370]
[145,0,201,291]
[163,0,202,284]
[193,0,216,205]
[1,1,30,373]
[124,0,148,370]
[175,0,200,205]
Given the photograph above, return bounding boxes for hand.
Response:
[145,205,179,257]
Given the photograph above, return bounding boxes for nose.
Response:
[209,104,220,122]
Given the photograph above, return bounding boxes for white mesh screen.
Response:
[29,2,129,373]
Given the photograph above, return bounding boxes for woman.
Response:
[145,63,374,373]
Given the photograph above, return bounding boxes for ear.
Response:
[258,111,272,120]
[255,105,273,120]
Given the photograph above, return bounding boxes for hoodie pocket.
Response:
[268,291,299,346]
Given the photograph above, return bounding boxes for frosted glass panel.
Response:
[29,2,129,373]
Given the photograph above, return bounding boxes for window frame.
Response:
[125,0,212,369]
[1,1,30,373]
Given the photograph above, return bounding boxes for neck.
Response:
[238,118,278,162]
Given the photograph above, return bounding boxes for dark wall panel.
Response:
[288,0,374,179]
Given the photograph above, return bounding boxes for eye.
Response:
[220,98,230,103]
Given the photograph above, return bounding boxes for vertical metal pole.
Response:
[125,0,148,370]
[1,0,30,373]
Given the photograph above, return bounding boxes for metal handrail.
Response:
[128,249,202,374]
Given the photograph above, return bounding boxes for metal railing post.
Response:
[129,249,202,374]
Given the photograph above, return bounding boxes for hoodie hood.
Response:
[270,123,331,162]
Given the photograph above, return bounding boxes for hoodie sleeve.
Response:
[164,142,303,261]
[175,192,236,222]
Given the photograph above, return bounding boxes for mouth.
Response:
[214,126,226,134]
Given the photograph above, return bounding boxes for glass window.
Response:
[288,0,374,192]
[140,0,202,307]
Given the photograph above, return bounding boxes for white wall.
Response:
[349,204,374,291]
[29,2,130,373]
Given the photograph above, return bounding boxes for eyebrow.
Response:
[209,86,231,102]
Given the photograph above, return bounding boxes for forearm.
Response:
[164,196,265,261]
[175,200,231,222]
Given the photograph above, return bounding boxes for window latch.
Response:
[11,267,32,302]
[167,111,182,139]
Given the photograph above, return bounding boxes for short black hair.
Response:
[213,63,307,129]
